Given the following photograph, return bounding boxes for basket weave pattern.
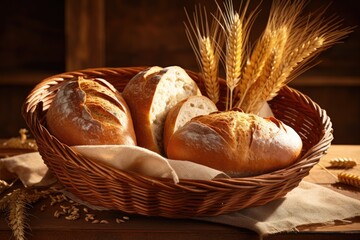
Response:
[22,67,333,218]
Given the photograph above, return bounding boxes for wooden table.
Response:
[1,143,359,240]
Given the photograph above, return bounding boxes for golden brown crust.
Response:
[163,95,218,155]
[122,67,160,152]
[122,66,201,154]
[167,110,303,177]
[163,99,184,154]
[46,76,136,146]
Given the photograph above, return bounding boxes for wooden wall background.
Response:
[0,0,359,143]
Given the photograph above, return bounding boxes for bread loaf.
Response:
[166,110,302,177]
[163,95,218,155]
[46,76,136,146]
[122,66,201,154]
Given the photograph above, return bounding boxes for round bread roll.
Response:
[122,66,201,154]
[163,95,218,155]
[167,110,303,177]
[46,76,136,146]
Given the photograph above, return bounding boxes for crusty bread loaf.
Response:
[167,110,302,177]
[163,95,218,155]
[122,66,201,154]
[46,76,136,146]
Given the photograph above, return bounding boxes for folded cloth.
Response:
[0,152,56,187]
[196,181,360,237]
[72,145,180,183]
[72,145,227,182]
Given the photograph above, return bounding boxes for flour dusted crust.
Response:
[167,110,303,177]
[46,76,136,146]
[122,66,201,154]
[163,95,218,155]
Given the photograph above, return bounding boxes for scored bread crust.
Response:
[166,110,303,177]
[46,77,136,146]
[122,66,201,154]
[163,95,218,155]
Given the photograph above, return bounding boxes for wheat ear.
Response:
[240,49,276,113]
[235,29,272,108]
[184,5,222,104]
[329,157,357,169]
[199,36,220,104]
[224,11,242,92]
[219,0,254,110]
[257,36,323,112]
[258,0,352,104]
[6,189,27,240]
[1,187,56,240]
[338,172,360,188]
[242,0,352,114]
[235,0,301,113]
[241,27,288,113]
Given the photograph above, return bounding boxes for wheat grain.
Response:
[40,204,46,211]
[85,213,95,222]
[116,218,125,223]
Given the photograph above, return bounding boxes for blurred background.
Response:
[0,0,359,143]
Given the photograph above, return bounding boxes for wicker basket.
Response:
[22,67,333,218]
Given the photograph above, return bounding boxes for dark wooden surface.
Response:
[1,143,359,240]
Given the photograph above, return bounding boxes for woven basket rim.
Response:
[21,66,334,216]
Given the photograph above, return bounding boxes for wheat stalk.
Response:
[184,4,222,104]
[259,36,323,107]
